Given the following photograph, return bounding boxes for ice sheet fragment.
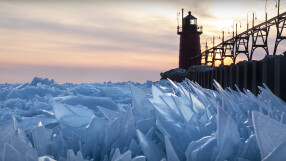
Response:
[190,136,216,161]
[111,148,121,161]
[76,151,84,161]
[105,118,120,148]
[115,107,136,150]
[114,150,131,161]
[131,156,146,161]
[32,122,49,156]
[52,102,94,127]
[11,135,38,161]
[2,143,20,161]
[54,96,118,111]
[262,139,286,161]
[129,84,151,117]
[164,136,180,161]
[66,149,76,161]
[38,156,56,161]
[97,106,119,121]
[3,77,286,161]
[252,111,286,159]
[216,106,240,161]
[136,129,165,161]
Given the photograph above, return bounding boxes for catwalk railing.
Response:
[202,3,286,66]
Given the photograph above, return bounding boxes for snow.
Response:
[0,77,286,160]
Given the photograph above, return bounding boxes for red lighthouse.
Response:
[177,9,203,69]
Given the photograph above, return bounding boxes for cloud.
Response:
[0,0,285,83]
[0,7,178,54]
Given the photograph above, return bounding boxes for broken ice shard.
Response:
[2,77,286,161]
[32,122,49,156]
[252,111,286,160]
[52,102,94,127]
[2,143,20,161]
[136,129,165,161]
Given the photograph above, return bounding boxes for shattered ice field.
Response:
[0,77,286,161]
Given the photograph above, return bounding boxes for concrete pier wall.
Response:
[189,56,286,101]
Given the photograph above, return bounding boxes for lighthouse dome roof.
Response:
[184,11,197,19]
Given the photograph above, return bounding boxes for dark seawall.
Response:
[161,55,286,101]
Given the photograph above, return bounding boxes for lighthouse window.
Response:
[190,19,196,25]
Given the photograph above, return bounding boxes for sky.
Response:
[0,0,286,83]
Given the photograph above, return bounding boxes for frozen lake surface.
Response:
[0,77,285,161]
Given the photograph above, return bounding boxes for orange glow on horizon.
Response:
[0,51,177,71]
[1,0,284,83]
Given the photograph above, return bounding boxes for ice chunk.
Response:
[38,156,56,161]
[70,84,100,96]
[84,117,98,155]
[177,83,191,100]
[216,106,240,161]
[164,136,180,161]
[99,86,132,103]
[185,136,217,161]
[281,112,286,124]
[149,92,183,123]
[172,96,194,122]
[185,117,201,141]
[137,118,155,134]
[32,122,49,156]
[252,111,286,159]
[185,136,211,157]
[115,107,136,150]
[151,84,165,101]
[238,135,260,161]
[30,77,54,86]
[52,102,94,127]
[2,143,20,161]
[259,84,286,110]
[131,156,146,161]
[0,117,38,161]
[129,84,151,117]
[237,158,250,161]
[76,151,84,161]
[150,84,181,119]
[111,148,121,161]
[156,115,190,158]
[66,149,76,161]
[0,116,31,149]
[67,137,80,154]
[190,93,206,116]
[114,150,131,161]
[105,118,120,148]
[189,137,216,161]
[30,77,42,86]
[85,117,109,157]
[118,104,127,112]
[213,80,227,96]
[11,136,38,161]
[97,106,119,121]
[145,127,154,140]
[160,94,182,119]
[156,114,185,138]
[129,139,141,157]
[136,129,165,161]
[262,139,286,161]
[54,96,118,111]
